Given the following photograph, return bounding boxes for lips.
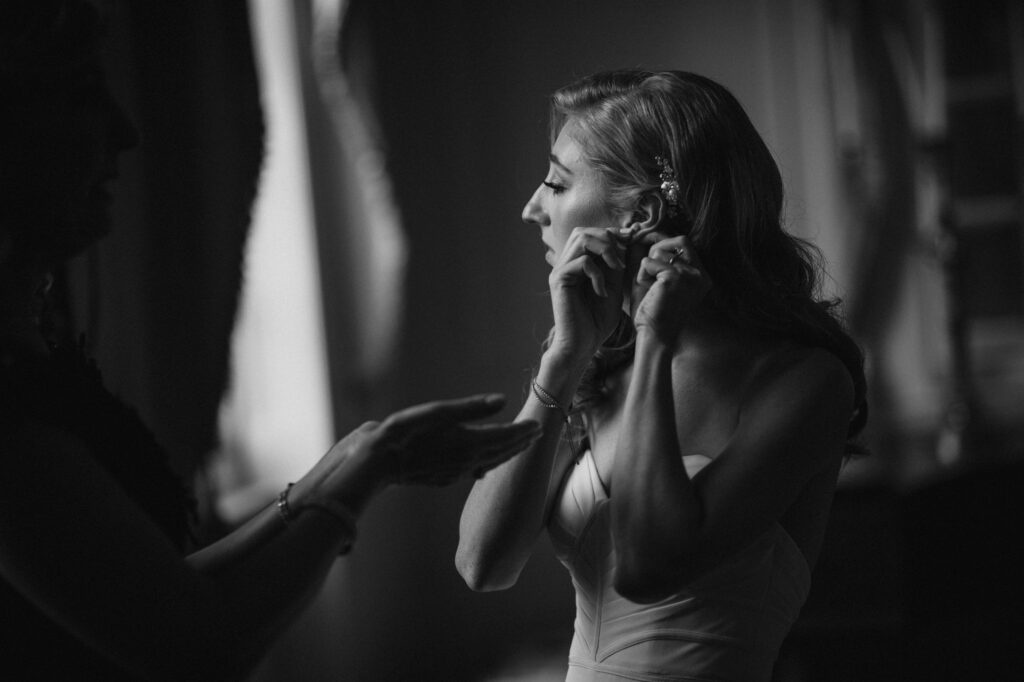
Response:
[90,170,118,200]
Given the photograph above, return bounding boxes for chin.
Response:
[24,211,112,266]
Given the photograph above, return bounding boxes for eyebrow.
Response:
[548,153,573,174]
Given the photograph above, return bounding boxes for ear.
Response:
[619,191,666,242]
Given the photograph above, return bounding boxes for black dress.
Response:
[0,342,192,680]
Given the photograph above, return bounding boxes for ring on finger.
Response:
[667,247,686,265]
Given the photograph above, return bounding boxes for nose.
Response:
[521,185,546,226]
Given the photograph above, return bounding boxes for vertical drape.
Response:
[229,1,410,678]
[825,0,952,480]
[299,0,407,431]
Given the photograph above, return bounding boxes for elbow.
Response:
[455,546,519,593]
[614,570,680,604]
[613,552,706,604]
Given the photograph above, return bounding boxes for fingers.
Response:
[555,228,628,297]
[384,393,508,435]
[638,256,703,287]
[397,420,542,486]
[465,422,543,477]
[647,235,689,260]
[637,236,706,279]
[460,420,543,455]
[562,227,627,269]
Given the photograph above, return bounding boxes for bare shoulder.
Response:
[745,343,854,412]
[731,342,856,475]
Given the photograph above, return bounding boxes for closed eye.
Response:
[543,180,566,194]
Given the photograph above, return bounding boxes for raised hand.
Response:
[298,393,542,513]
[548,226,627,360]
[372,394,542,486]
[633,234,712,346]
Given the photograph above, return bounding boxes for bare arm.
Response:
[611,340,853,602]
[455,349,584,591]
[609,234,853,602]
[456,226,629,591]
[0,394,538,680]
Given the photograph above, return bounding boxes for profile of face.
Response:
[521,119,628,265]
[1,59,139,263]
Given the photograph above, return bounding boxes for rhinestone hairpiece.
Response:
[655,155,680,218]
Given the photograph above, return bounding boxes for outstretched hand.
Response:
[297,394,541,517]
[373,394,542,486]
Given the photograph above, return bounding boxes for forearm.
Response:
[611,334,700,598]
[456,349,587,590]
[191,505,350,666]
[2,427,365,682]
[187,449,379,665]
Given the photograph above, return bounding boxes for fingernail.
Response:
[484,393,505,405]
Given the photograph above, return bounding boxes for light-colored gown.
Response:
[548,452,810,682]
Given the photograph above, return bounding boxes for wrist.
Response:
[340,444,392,513]
[540,345,592,379]
[535,349,588,403]
[634,325,677,352]
[295,446,381,519]
[276,484,359,555]
[632,332,674,374]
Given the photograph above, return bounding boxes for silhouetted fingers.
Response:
[384,393,508,436]
[462,420,542,456]
[390,420,540,486]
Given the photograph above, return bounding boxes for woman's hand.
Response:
[548,227,627,361]
[298,394,542,512]
[371,394,542,485]
[633,234,712,346]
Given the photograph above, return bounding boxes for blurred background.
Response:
[63,0,1023,679]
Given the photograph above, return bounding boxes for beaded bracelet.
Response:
[531,378,580,461]
[276,483,296,524]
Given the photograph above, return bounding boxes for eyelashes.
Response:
[543,180,566,194]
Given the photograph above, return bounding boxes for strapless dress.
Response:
[548,451,810,681]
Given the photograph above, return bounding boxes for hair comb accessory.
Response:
[655,155,680,218]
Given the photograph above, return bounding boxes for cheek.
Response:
[551,222,574,253]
